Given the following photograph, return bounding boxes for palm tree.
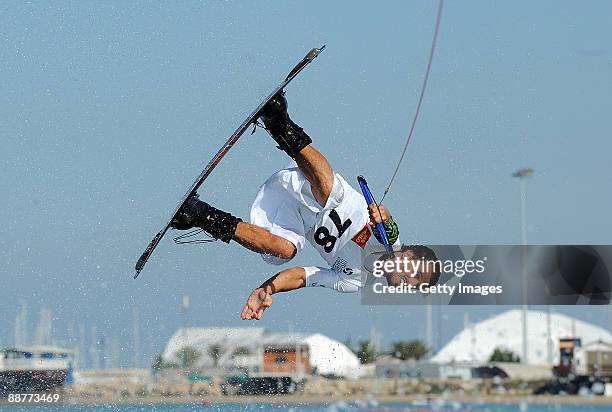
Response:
[389,340,430,361]
[152,354,165,373]
[357,340,377,364]
[176,346,201,370]
[208,344,226,368]
[489,347,520,363]
[232,346,251,357]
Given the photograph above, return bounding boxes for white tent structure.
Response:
[304,333,362,378]
[432,309,612,366]
[162,327,363,379]
[162,327,266,365]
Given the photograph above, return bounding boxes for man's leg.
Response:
[234,221,296,260]
[171,196,296,259]
[260,93,335,207]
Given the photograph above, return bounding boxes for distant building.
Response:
[0,346,74,393]
[74,369,150,386]
[432,309,612,366]
[374,358,552,381]
[574,340,612,376]
[162,327,362,379]
[374,357,473,380]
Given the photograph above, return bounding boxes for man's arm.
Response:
[241,267,306,320]
[368,204,400,245]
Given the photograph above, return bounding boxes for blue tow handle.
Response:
[357,176,394,255]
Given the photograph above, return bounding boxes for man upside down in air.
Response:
[171,92,440,320]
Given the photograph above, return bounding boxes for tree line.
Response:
[152,340,521,371]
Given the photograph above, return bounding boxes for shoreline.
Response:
[5,394,612,407]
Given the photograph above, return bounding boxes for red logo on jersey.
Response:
[351,224,371,248]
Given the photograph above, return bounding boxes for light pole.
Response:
[426,300,433,359]
[512,168,533,364]
[182,295,190,348]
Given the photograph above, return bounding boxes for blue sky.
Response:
[1,1,611,366]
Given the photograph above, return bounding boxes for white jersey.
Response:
[250,162,400,293]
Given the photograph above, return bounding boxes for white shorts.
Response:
[303,266,361,293]
[249,162,346,264]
